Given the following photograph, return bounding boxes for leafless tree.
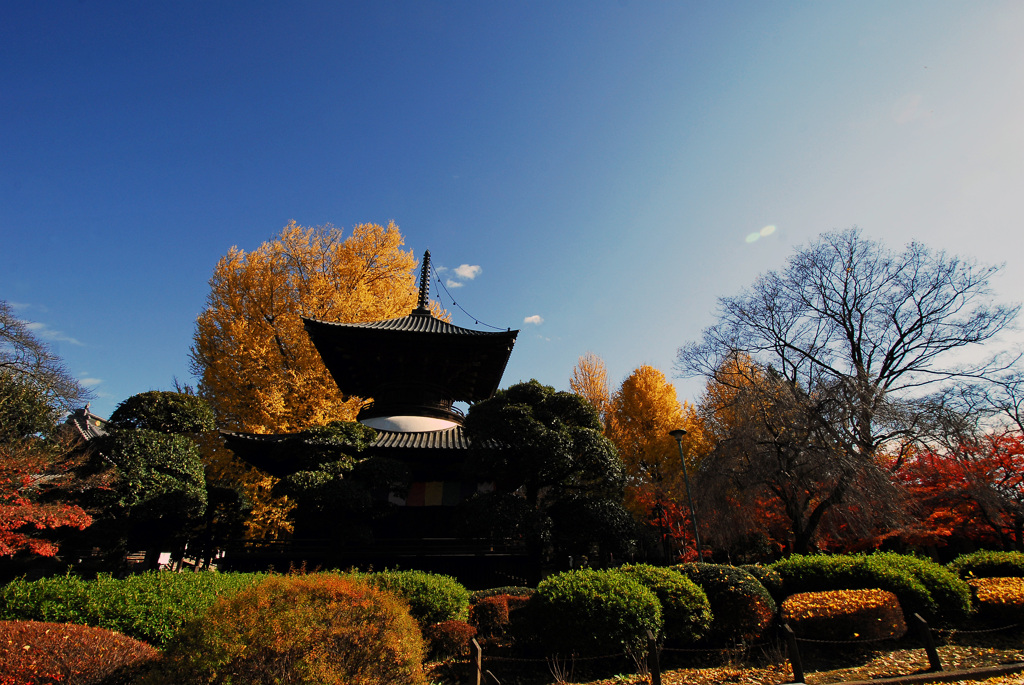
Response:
[680,229,1018,552]
[0,300,91,412]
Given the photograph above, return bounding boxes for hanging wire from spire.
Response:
[429,262,509,331]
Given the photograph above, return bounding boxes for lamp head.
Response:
[669,428,687,442]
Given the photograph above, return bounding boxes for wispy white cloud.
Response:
[80,377,103,387]
[524,314,544,325]
[24,321,84,346]
[446,279,464,288]
[454,264,482,280]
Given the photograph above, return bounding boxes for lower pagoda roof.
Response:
[222,426,477,478]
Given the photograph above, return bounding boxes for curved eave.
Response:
[303,313,518,402]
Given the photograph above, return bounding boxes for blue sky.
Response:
[4,2,1024,419]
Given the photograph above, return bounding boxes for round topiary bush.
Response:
[0,620,160,685]
[367,570,470,625]
[949,550,1024,580]
[968,577,1024,625]
[673,563,776,643]
[781,589,907,641]
[148,573,426,685]
[615,564,712,644]
[741,564,785,603]
[529,569,662,656]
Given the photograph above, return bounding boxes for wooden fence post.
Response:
[912,613,943,672]
[782,623,804,684]
[646,629,661,685]
[471,638,483,685]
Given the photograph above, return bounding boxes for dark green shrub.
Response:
[468,586,536,603]
[770,553,970,624]
[615,564,712,644]
[674,563,776,643]
[781,589,907,641]
[108,391,215,433]
[147,573,426,685]
[528,569,661,655]
[423,620,477,660]
[0,571,264,647]
[367,570,470,625]
[949,550,1024,579]
[741,564,784,603]
[0,620,160,685]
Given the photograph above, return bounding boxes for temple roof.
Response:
[302,251,518,408]
[222,426,477,477]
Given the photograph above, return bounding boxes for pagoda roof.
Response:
[222,426,479,478]
[303,309,518,403]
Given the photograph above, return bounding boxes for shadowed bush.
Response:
[0,620,160,685]
[674,563,776,643]
[968,577,1024,625]
[781,589,907,641]
[145,573,426,685]
[423,620,477,660]
[615,564,712,644]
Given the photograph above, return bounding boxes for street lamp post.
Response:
[669,428,702,559]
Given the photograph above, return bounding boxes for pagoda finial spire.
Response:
[416,250,431,311]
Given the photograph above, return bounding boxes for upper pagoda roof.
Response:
[302,250,518,405]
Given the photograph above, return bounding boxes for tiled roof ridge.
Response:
[221,425,485,450]
[302,312,516,337]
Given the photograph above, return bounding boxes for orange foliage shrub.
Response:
[969,577,1024,624]
[422,620,476,660]
[148,573,426,685]
[781,589,907,641]
[0,620,159,685]
[470,595,511,638]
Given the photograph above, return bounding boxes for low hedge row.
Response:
[0,571,265,647]
[949,550,1024,579]
[770,552,971,624]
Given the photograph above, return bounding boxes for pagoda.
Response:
[224,252,523,578]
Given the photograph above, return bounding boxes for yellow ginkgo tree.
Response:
[190,220,419,434]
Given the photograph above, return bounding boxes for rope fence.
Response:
[456,619,1024,685]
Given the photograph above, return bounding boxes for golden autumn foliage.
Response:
[781,589,907,641]
[606,365,710,518]
[569,352,610,425]
[190,221,419,434]
[969,577,1024,622]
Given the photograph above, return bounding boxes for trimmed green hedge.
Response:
[528,569,662,655]
[0,571,264,647]
[949,550,1024,579]
[770,553,970,624]
[615,564,711,644]
[367,570,470,625]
